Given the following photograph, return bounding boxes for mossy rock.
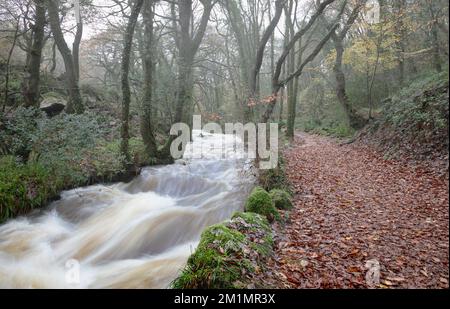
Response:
[231,212,273,256]
[245,187,280,222]
[171,212,273,289]
[269,189,293,210]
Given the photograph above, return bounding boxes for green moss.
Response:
[231,212,270,231]
[245,187,280,222]
[231,212,274,257]
[269,189,293,210]
[172,224,247,289]
[172,212,273,289]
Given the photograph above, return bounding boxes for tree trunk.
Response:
[431,21,442,73]
[394,0,406,86]
[286,1,296,139]
[224,0,253,122]
[159,0,213,158]
[174,0,196,125]
[120,0,144,163]
[2,19,20,112]
[262,22,338,123]
[73,0,83,82]
[140,0,158,157]
[262,0,336,123]
[24,0,46,108]
[50,41,57,74]
[333,38,364,128]
[249,0,284,98]
[426,1,442,73]
[324,0,366,128]
[46,0,83,114]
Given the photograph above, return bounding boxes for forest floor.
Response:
[258,132,449,289]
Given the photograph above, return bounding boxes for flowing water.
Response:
[0,131,254,288]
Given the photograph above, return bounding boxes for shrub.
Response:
[80,83,105,101]
[29,112,105,186]
[0,107,44,159]
[79,140,126,182]
[364,72,449,160]
[0,156,61,222]
[269,189,293,210]
[382,72,448,137]
[245,187,280,222]
[324,123,356,138]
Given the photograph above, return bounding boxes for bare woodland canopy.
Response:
[0,0,448,158]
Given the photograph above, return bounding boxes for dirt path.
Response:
[260,132,449,289]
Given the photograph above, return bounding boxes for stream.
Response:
[0,131,254,288]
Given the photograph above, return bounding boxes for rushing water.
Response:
[0,131,254,288]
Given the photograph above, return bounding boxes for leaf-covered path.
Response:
[261,132,449,289]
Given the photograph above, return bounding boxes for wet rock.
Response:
[40,96,67,117]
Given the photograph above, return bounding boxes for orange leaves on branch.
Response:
[247,94,279,108]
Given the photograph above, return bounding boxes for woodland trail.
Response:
[260,132,449,289]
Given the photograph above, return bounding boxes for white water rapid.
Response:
[0,131,254,288]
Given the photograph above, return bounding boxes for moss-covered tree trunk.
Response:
[333,38,364,129]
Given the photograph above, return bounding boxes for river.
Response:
[0,131,254,288]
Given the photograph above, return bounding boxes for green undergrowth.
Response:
[0,109,155,222]
[362,71,449,160]
[0,136,150,222]
[171,212,273,289]
[0,156,61,220]
[303,121,356,138]
[294,89,357,139]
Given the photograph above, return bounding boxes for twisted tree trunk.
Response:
[46,0,83,114]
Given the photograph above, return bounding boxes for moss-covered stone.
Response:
[269,189,293,210]
[171,212,273,289]
[245,187,280,222]
[231,212,273,256]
